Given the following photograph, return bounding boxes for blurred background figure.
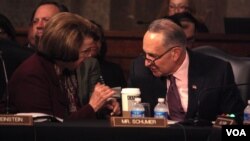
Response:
[158,0,208,35]
[89,21,127,88]
[0,40,34,113]
[0,13,16,41]
[0,13,25,101]
[25,1,68,50]
[166,12,208,48]
[168,0,195,16]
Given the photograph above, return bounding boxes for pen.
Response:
[99,75,115,116]
[99,75,105,84]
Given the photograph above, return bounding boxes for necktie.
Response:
[167,75,185,121]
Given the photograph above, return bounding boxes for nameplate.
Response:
[243,121,250,125]
[213,116,236,128]
[110,117,167,128]
[0,114,33,126]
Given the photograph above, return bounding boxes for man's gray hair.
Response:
[147,18,187,49]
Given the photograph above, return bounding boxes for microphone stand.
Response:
[0,51,9,114]
[179,85,212,126]
[180,83,249,126]
[191,86,212,126]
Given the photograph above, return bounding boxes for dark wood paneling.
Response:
[105,31,250,79]
[15,29,250,80]
[194,33,250,57]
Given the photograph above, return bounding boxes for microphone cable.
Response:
[0,50,10,114]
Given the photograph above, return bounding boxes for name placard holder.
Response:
[0,114,33,126]
[110,117,167,128]
[213,116,236,128]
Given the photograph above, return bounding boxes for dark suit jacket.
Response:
[78,57,100,105]
[128,50,245,123]
[100,60,127,88]
[0,40,34,99]
[79,59,126,119]
[8,53,95,120]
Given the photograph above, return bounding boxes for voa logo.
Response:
[226,129,246,136]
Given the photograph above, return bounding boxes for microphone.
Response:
[98,75,119,117]
[180,83,249,126]
[0,50,10,114]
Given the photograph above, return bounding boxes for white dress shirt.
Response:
[167,52,189,112]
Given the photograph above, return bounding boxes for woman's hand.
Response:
[88,83,115,112]
[105,98,121,116]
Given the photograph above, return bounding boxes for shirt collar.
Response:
[173,51,189,81]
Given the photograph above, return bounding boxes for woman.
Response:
[0,13,16,41]
[8,13,120,121]
[88,21,127,88]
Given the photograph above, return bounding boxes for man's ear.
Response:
[171,47,182,61]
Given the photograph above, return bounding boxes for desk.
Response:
[0,120,221,141]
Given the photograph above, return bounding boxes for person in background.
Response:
[0,40,34,107]
[0,13,16,41]
[128,18,244,124]
[167,0,195,16]
[76,21,126,119]
[0,14,33,106]
[88,21,127,88]
[1,1,67,104]
[158,0,208,34]
[165,12,208,48]
[26,24,35,49]
[25,1,68,50]
[7,12,120,121]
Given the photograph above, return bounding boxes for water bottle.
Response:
[131,97,145,118]
[154,98,168,119]
[243,100,250,124]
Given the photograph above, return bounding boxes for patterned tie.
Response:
[167,75,185,121]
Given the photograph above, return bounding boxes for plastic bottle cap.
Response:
[121,88,141,95]
[134,97,141,102]
[158,98,165,103]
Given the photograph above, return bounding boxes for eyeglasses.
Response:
[79,47,92,58]
[169,4,189,12]
[32,17,50,25]
[142,46,176,66]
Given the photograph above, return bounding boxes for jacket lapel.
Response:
[186,50,205,119]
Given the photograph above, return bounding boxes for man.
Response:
[128,18,244,124]
[26,1,68,49]
[166,0,208,34]
[168,0,194,16]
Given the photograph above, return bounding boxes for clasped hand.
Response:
[89,83,121,116]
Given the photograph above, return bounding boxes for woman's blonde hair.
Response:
[38,12,95,62]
